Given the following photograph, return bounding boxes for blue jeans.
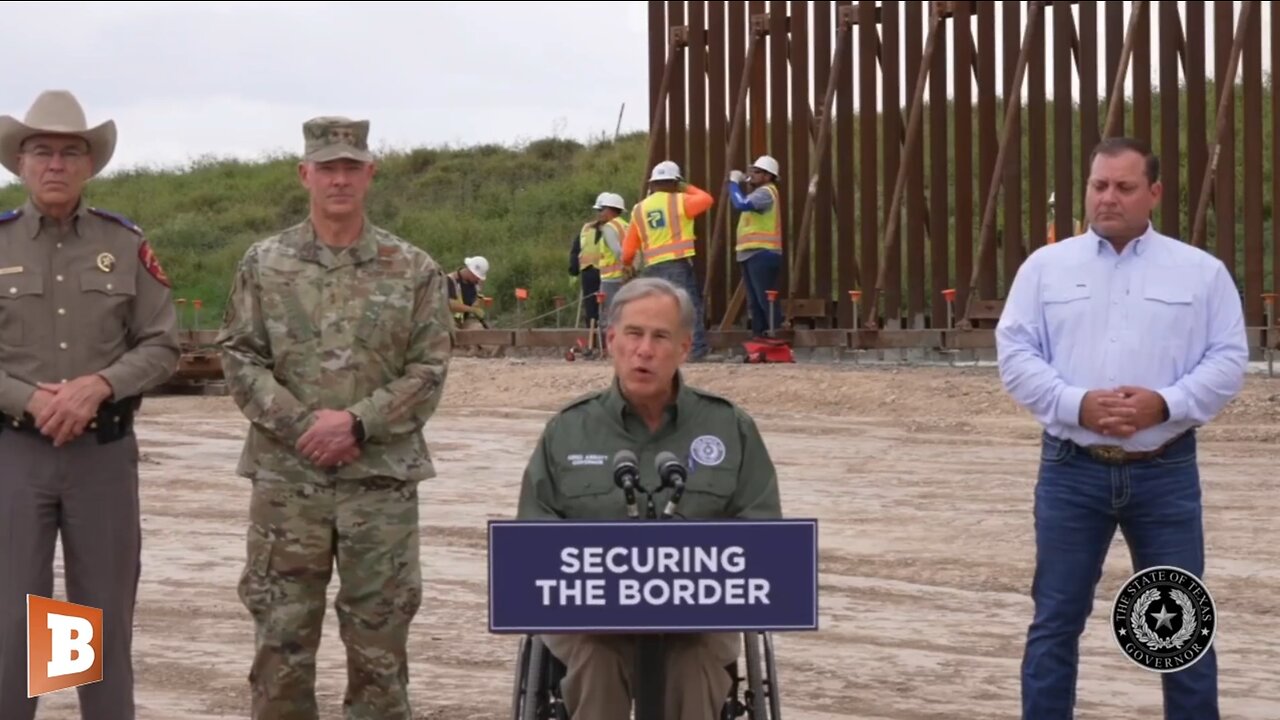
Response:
[740,251,783,337]
[1022,430,1217,720]
[642,258,709,357]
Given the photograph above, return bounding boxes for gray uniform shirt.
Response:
[0,199,180,417]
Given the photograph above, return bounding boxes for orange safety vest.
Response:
[1046,218,1084,244]
[635,191,696,266]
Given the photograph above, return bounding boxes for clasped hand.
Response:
[1080,386,1168,439]
[26,375,114,447]
[296,409,362,468]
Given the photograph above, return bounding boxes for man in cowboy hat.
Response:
[0,90,181,719]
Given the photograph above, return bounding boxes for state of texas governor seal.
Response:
[1111,565,1217,673]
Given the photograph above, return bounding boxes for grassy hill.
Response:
[0,132,651,331]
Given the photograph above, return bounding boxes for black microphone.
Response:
[612,449,642,519]
[654,451,688,519]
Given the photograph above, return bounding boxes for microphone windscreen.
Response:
[654,450,681,472]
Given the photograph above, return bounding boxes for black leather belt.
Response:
[0,397,138,445]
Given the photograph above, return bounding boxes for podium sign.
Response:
[488,519,818,633]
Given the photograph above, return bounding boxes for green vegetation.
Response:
[0,134,649,329]
[0,76,1274,329]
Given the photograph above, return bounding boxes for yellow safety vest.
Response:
[594,217,628,280]
[449,274,473,325]
[635,192,696,266]
[578,222,602,270]
[735,184,782,252]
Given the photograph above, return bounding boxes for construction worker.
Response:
[621,160,716,360]
[569,191,629,349]
[1045,192,1084,244]
[447,255,489,329]
[729,154,784,338]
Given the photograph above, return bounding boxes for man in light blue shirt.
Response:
[996,136,1248,720]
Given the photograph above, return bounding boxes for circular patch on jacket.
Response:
[1110,565,1216,673]
[690,435,726,467]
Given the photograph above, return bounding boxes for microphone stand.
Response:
[611,449,666,717]
[635,481,665,720]
[632,452,690,720]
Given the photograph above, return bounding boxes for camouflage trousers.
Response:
[237,474,422,720]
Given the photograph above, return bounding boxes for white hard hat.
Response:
[649,160,682,183]
[464,256,489,281]
[593,192,626,211]
[1048,192,1055,205]
[750,154,780,177]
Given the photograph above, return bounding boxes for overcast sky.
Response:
[0,1,653,177]
[0,1,1269,184]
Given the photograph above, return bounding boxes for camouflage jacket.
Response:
[216,217,454,482]
[516,372,783,521]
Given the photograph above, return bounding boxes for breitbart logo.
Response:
[27,595,103,698]
[1111,566,1216,673]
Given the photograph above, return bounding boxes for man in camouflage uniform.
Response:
[516,277,783,718]
[216,116,453,720]
[0,89,180,720]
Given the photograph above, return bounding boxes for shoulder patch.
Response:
[138,240,171,288]
[558,388,607,414]
[88,207,144,235]
[689,385,735,407]
[0,208,22,224]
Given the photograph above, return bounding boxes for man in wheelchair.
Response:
[514,277,783,718]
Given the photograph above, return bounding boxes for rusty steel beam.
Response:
[860,2,946,329]
[701,13,768,309]
[1102,1,1149,138]
[785,7,855,305]
[1190,0,1256,250]
[962,0,1045,323]
[643,26,688,199]
[645,0,1272,338]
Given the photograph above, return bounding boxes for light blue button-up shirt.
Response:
[995,223,1249,451]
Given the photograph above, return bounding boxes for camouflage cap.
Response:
[302,116,373,163]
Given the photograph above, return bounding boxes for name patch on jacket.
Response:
[568,453,608,467]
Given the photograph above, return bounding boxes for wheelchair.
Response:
[510,631,782,719]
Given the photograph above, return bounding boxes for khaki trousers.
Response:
[542,632,740,720]
[0,428,141,720]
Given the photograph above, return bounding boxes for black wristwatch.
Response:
[350,413,366,445]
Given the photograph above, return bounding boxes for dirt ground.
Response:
[33,357,1280,719]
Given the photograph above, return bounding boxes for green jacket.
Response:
[516,372,782,521]
[216,216,454,483]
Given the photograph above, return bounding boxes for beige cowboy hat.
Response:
[0,90,117,177]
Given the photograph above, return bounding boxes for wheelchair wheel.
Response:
[721,660,747,719]
[510,635,570,720]
[762,632,782,719]
[742,632,767,719]
[510,636,532,719]
[522,636,547,720]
